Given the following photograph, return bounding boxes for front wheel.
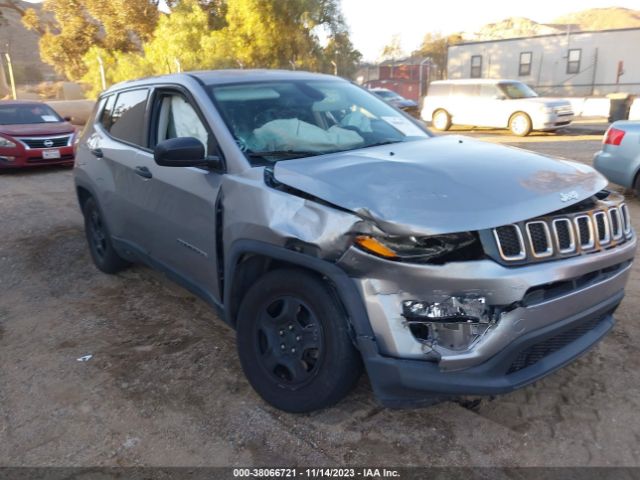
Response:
[236,269,362,412]
[509,112,532,136]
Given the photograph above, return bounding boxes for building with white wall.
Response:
[447,27,640,96]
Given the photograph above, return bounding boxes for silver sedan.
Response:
[594,121,640,194]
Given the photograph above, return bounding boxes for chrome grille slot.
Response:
[574,215,594,250]
[621,204,632,237]
[526,221,553,258]
[552,218,575,253]
[609,207,623,240]
[493,225,525,261]
[594,211,610,245]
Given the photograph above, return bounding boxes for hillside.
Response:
[554,7,640,30]
[0,1,56,84]
[468,7,640,41]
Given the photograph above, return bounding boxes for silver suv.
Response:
[75,70,636,412]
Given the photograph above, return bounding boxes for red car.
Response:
[0,100,77,169]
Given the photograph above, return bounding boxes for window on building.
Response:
[519,52,532,76]
[567,49,581,75]
[470,55,482,78]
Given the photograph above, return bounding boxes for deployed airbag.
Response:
[249,119,364,153]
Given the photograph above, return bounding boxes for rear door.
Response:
[92,88,154,250]
[136,87,224,302]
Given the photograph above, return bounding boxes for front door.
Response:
[139,89,224,302]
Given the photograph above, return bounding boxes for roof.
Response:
[450,26,640,47]
[103,69,344,95]
[430,79,518,85]
[0,100,49,106]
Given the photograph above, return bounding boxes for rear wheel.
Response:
[236,268,362,412]
[83,197,130,274]
[432,109,452,131]
[509,112,532,136]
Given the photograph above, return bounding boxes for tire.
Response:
[432,109,452,131]
[236,268,363,412]
[509,112,532,136]
[633,171,640,197]
[82,197,130,274]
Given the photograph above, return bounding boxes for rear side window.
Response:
[109,89,149,147]
[452,84,479,96]
[429,84,450,96]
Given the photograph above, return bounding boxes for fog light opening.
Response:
[402,297,495,352]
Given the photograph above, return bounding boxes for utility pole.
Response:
[4,52,17,100]
[418,57,431,98]
[289,59,296,71]
[330,60,338,76]
[174,58,182,73]
[97,54,107,91]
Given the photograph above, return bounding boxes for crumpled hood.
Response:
[273,135,606,235]
[0,122,75,137]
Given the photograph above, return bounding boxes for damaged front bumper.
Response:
[338,235,636,406]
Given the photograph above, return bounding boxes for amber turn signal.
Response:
[354,235,398,259]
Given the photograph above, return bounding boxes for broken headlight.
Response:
[354,232,483,264]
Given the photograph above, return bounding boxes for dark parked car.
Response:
[370,88,419,117]
[0,101,77,169]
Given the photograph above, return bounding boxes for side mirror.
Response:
[154,137,208,167]
[63,116,73,122]
[495,94,506,100]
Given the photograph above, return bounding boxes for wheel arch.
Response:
[224,240,374,340]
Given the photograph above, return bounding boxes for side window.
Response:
[452,84,478,96]
[155,93,211,155]
[470,55,482,78]
[480,84,499,98]
[519,52,532,76]
[109,89,149,147]
[99,95,116,131]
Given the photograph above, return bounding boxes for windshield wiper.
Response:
[246,150,328,160]
[364,139,404,148]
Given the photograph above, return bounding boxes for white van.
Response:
[422,79,574,136]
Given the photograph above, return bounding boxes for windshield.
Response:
[208,79,429,164]
[0,104,63,125]
[498,82,538,99]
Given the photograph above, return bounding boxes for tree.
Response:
[79,0,361,96]
[380,34,404,62]
[412,32,462,79]
[21,0,161,80]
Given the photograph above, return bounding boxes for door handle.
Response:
[90,148,103,158]
[134,166,153,179]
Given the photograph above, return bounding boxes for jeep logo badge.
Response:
[560,191,579,202]
[43,139,54,147]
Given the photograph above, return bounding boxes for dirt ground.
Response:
[2,124,640,467]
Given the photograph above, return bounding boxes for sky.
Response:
[341,0,640,61]
[22,0,640,62]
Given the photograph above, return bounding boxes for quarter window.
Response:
[109,89,149,147]
[519,52,532,76]
[99,95,116,131]
[567,49,581,75]
[470,55,482,78]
